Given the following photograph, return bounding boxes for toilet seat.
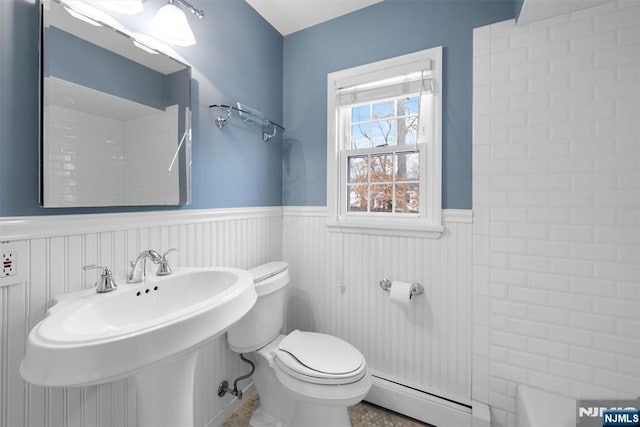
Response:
[273,330,367,385]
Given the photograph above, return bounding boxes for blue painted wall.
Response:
[282,0,515,209]
[0,0,283,216]
[0,0,514,216]
[515,0,525,20]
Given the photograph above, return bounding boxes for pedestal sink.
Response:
[20,267,257,427]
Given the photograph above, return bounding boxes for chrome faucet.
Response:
[83,265,118,293]
[127,250,163,283]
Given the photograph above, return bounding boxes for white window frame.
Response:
[326,47,443,238]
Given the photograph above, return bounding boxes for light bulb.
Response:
[149,3,196,47]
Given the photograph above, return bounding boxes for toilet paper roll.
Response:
[390,280,412,308]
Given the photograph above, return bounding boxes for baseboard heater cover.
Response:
[365,374,490,427]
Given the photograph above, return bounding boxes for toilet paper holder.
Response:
[379,279,424,297]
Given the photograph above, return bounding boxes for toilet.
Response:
[226,262,372,427]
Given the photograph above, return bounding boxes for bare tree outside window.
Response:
[347,96,421,214]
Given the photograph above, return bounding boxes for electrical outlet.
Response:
[0,241,27,288]
[2,251,16,277]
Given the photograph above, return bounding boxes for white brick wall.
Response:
[473,2,640,426]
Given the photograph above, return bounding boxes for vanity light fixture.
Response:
[149,0,204,47]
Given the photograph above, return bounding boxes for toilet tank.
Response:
[227,262,289,353]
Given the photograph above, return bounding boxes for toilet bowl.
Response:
[226,262,372,427]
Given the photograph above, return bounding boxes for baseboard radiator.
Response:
[365,373,490,427]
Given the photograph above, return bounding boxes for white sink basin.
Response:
[21,267,256,387]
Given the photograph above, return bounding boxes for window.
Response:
[327,47,443,237]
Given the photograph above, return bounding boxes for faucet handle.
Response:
[161,248,177,258]
[83,265,118,293]
[157,248,177,276]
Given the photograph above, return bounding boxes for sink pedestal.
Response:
[133,351,199,427]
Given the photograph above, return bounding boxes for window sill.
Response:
[326,219,444,238]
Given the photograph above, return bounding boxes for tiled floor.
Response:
[222,392,432,427]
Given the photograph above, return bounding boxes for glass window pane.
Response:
[371,120,396,147]
[372,101,394,119]
[397,117,418,145]
[398,96,419,116]
[351,105,370,123]
[395,183,419,214]
[396,152,419,181]
[370,154,393,182]
[351,123,371,149]
[347,156,368,183]
[347,185,368,212]
[370,184,393,213]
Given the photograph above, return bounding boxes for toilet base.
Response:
[290,401,351,427]
[250,395,352,427]
[249,349,294,426]
[250,407,286,427]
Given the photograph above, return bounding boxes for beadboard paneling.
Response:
[0,208,282,427]
[282,207,473,404]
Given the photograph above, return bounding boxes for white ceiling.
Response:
[517,0,615,24]
[245,0,383,36]
[245,0,619,36]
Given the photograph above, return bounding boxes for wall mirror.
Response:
[39,0,192,208]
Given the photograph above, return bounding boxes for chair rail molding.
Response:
[0,207,283,241]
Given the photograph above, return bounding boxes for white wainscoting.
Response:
[0,207,282,427]
[1,205,475,427]
[282,207,474,422]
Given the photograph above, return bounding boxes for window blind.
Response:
[337,71,432,106]
[335,57,432,106]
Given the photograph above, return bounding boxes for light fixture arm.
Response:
[170,0,205,18]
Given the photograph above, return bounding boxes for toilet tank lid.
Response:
[250,262,289,283]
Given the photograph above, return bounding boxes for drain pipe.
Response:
[217,354,255,400]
